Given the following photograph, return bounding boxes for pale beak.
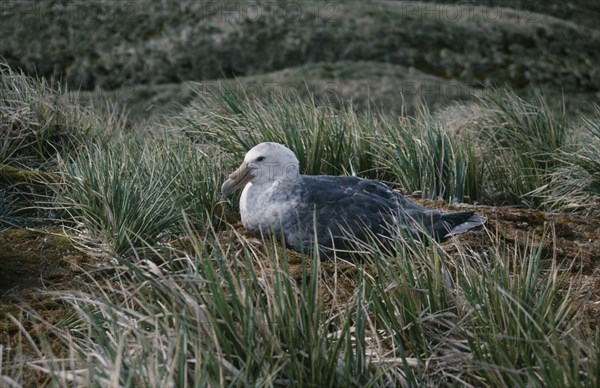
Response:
[221,162,253,197]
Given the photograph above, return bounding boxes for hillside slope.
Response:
[2,1,598,93]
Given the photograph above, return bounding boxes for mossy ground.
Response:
[0,228,91,386]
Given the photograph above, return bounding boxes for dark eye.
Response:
[256,156,265,162]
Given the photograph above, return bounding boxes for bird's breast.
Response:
[239,181,300,235]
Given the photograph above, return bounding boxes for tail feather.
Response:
[442,212,487,237]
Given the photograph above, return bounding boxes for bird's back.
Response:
[282,175,485,256]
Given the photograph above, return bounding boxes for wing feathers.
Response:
[295,175,485,254]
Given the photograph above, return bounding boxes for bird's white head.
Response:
[221,142,300,197]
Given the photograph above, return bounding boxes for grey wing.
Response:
[285,176,485,255]
[294,177,400,253]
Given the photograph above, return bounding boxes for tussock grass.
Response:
[535,105,600,216]
[57,137,181,254]
[577,106,600,197]
[3,73,600,386]
[56,134,225,255]
[14,227,596,387]
[454,238,587,386]
[20,231,374,386]
[181,89,374,178]
[0,64,124,168]
[473,89,569,207]
[0,65,127,228]
[181,87,481,201]
[374,109,483,202]
[477,90,568,157]
[442,88,599,212]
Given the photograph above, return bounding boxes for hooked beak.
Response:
[221,162,253,197]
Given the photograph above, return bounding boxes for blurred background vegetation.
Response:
[1,0,599,119]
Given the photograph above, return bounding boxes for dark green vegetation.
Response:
[2,0,599,119]
[2,0,599,90]
[1,1,600,386]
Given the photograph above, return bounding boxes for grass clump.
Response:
[455,240,586,386]
[56,134,225,255]
[535,104,600,216]
[21,233,376,386]
[375,110,483,202]
[468,90,599,215]
[181,88,375,178]
[181,87,482,202]
[0,64,123,168]
[58,137,181,254]
[576,107,600,197]
[15,227,596,387]
[474,90,569,207]
[0,63,127,228]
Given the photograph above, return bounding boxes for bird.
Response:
[221,142,486,258]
